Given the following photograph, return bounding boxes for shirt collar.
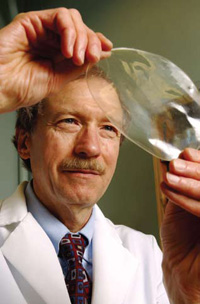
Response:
[25,180,94,254]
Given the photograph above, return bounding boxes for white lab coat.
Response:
[0,182,169,304]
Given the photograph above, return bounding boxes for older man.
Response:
[0,7,200,304]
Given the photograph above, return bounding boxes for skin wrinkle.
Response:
[18,78,122,231]
[13,66,127,173]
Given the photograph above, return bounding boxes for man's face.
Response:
[26,78,121,210]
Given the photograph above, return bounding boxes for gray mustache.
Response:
[60,158,105,174]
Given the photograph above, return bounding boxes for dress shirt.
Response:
[25,181,94,280]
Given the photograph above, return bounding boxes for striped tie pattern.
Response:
[59,233,92,304]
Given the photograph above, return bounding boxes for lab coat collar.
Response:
[0,182,28,226]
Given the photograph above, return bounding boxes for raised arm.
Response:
[0,8,112,113]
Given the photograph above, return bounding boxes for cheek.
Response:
[103,142,120,175]
[30,131,75,170]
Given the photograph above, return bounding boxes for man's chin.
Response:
[56,186,100,207]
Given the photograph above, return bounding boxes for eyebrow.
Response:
[48,109,112,124]
[49,110,78,121]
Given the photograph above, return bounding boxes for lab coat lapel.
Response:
[1,213,70,304]
[0,250,27,304]
[0,183,71,304]
[92,206,139,304]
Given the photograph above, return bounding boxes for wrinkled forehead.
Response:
[42,77,123,124]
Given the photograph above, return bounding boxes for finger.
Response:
[96,32,113,51]
[169,158,200,180]
[69,9,88,65]
[164,172,200,199]
[179,148,200,162]
[100,50,112,60]
[38,8,77,58]
[161,182,200,217]
[11,12,61,53]
[85,28,102,63]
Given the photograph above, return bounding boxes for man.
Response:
[0,7,200,304]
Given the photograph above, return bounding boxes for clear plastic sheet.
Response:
[86,48,200,160]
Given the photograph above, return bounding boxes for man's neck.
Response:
[47,204,93,232]
[32,180,94,232]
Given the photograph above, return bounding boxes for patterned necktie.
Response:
[59,233,92,304]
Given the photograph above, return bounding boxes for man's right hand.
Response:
[0,8,113,113]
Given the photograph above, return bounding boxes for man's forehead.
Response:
[46,78,89,104]
[44,77,122,116]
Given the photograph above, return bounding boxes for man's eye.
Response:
[62,118,77,124]
[104,125,117,132]
[101,125,120,139]
[55,118,80,132]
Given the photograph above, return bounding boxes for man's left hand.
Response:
[161,148,200,304]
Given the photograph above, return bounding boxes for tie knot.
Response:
[59,233,88,261]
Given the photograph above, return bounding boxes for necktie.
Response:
[59,233,92,304]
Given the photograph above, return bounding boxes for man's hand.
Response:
[0,8,113,113]
[161,148,200,304]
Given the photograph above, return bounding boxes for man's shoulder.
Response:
[95,205,159,254]
[105,215,155,241]
[104,217,162,260]
[0,182,28,225]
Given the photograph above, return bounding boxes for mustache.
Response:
[60,158,105,175]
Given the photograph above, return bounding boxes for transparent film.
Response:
[86,48,200,160]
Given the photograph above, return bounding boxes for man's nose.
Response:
[74,127,101,158]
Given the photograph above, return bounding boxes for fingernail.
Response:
[68,44,73,57]
[174,159,186,171]
[166,172,180,184]
[105,38,113,49]
[78,49,85,64]
[91,45,100,61]
[107,39,113,47]
[188,148,200,160]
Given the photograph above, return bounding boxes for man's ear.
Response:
[16,128,31,160]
